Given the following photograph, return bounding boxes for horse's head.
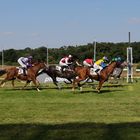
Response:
[120,61,128,68]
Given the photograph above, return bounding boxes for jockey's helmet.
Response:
[103,56,108,61]
[114,57,118,61]
[68,54,72,58]
[117,57,121,62]
[28,56,33,59]
[112,58,115,61]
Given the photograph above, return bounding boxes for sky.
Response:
[0,0,140,50]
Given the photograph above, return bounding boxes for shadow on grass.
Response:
[0,122,139,140]
[75,88,124,94]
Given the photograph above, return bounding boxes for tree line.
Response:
[0,41,140,66]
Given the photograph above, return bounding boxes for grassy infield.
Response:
[0,81,139,140]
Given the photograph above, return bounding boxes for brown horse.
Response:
[0,62,46,91]
[72,61,118,93]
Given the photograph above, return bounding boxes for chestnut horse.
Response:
[72,61,118,93]
[0,62,46,91]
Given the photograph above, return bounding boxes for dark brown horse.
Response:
[0,62,46,91]
[37,64,76,89]
[72,61,118,93]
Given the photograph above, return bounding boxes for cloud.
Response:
[0,31,15,36]
[128,17,140,24]
[30,32,40,37]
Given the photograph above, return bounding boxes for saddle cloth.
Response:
[56,66,73,72]
[56,65,61,71]
[16,67,27,75]
[90,68,97,75]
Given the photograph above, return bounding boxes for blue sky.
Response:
[0,0,140,50]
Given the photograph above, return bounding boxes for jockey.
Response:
[83,58,94,68]
[17,56,33,75]
[112,57,122,62]
[93,56,109,73]
[59,55,73,72]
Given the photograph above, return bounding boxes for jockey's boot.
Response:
[89,65,94,68]
[23,68,27,76]
[95,69,100,73]
[61,66,64,73]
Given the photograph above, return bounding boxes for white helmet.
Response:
[68,54,72,58]
[103,56,108,61]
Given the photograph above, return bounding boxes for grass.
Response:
[0,81,140,140]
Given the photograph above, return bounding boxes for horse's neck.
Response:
[120,61,127,68]
[104,62,117,75]
[29,64,43,74]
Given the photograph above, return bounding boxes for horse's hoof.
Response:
[1,83,5,87]
[37,88,40,92]
[96,87,100,93]
[58,86,62,90]
[79,87,83,91]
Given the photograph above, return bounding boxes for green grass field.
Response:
[0,81,140,140]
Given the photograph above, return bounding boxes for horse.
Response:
[38,64,77,89]
[72,61,119,93]
[0,62,47,91]
[109,61,128,83]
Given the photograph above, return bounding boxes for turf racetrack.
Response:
[0,81,140,140]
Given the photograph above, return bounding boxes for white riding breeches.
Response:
[59,61,68,67]
[18,59,27,68]
[93,63,103,71]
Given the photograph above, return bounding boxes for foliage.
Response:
[0,42,140,65]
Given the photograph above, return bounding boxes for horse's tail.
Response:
[0,69,7,76]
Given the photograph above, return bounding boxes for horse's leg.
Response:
[52,77,62,89]
[11,79,15,87]
[0,76,10,87]
[72,76,85,91]
[64,78,72,84]
[31,79,40,92]
[96,80,105,93]
[0,79,6,87]
[72,79,76,91]
[22,80,30,90]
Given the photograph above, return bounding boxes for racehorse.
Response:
[109,61,127,83]
[38,64,77,89]
[72,61,119,93]
[0,62,47,91]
